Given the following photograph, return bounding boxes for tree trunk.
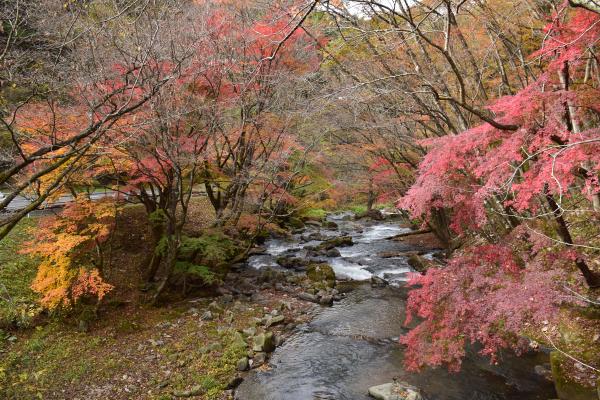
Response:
[546,193,600,288]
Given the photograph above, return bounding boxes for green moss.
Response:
[347,204,367,214]
[550,351,597,400]
[300,208,327,221]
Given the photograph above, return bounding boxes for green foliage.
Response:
[179,234,237,265]
[300,208,327,220]
[155,235,169,257]
[0,219,41,328]
[347,204,367,214]
[174,262,220,285]
[148,209,167,227]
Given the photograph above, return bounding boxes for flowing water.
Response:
[237,214,557,400]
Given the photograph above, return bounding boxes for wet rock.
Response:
[368,381,423,400]
[307,263,336,288]
[407,254,429,274]
[276,256,310,271]
[274,334,285,347]
[252,352,267,367]
[325,248,341,257]
[252,332,275,353]
[316,236,353,250]
[248,246,268,256]
[323,220,339,230]
[371,276,388,288]
[236,357,250,371]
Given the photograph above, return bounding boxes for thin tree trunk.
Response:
[546,193,600,288]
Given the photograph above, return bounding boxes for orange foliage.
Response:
[22,199,116,309]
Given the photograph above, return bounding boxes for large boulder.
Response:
[368,381,423,400]
[276,256,310,271]
[356,209,385,221]
[306,263,336,288]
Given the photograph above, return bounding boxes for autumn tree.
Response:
[0,0,191,240]
[398,4,600,380]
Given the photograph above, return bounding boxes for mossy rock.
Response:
[306,263,335,288]
[550,351,597,400]
[407,254,429,274]
[316,236,353,251]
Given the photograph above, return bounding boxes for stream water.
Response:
[236,214,557,400]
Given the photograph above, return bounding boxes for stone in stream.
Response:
[368,381,423,400]
[306,263,336,288]
[407,254,429,274]
[316,236,353,250]
[371,276,388,288]
[325,248,341,257]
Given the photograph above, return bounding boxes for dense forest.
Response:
[1,0,600,399]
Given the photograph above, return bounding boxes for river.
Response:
[235,213,557,400]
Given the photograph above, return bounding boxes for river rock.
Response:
[323,220,339,230]
[252,332,275,353]
[252,352,267,367]
[371,276,388,288]
[368,381,423,400]
[201,310,213,321]
[407,254,429,274]
[277,256,310,271]
[319,294,334,306]
[265,314,285,327]
[236,357,249,371]
[325,248,341,257]
[356,209,385,221]
[307,263,336,288]
[316,236,353,250]
[298,292,319,303]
